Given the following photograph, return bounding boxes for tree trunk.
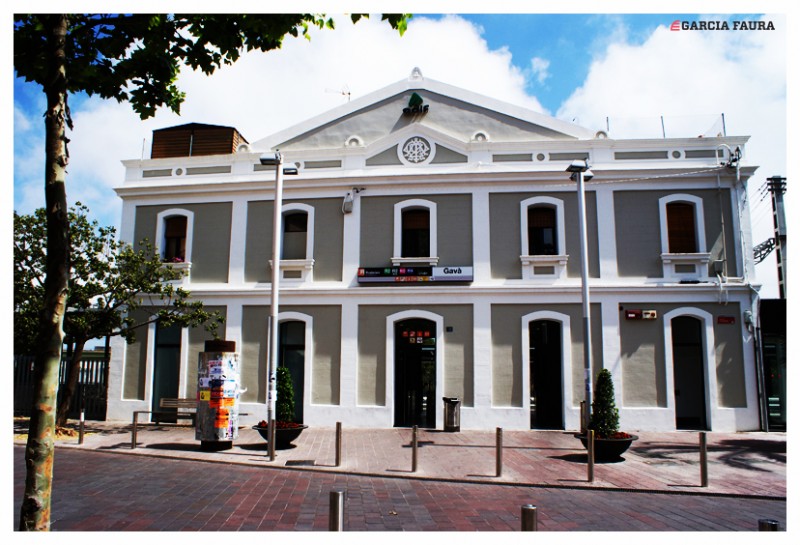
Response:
[19,14,71,532]
[55,339,86,427]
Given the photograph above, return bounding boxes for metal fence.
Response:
[14,351,109,421]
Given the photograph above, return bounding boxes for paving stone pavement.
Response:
[13,421,787,531]
[12,446,786,531]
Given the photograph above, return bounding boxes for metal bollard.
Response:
[580,401,587,434]
[329,490,345,531]
[758,519,780,531]
[131,412,138,449]
[411,425,418,473]
[78,404,85,445]
[699,431,708,488]
[496,427,503,477]
[521,504,538,531]
[335,422,342,467]
[587,429,595,483]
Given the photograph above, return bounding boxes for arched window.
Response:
[392,199,438,266]
[659,195,710,280]
[527,206,558,255]
[163,216,187,262]
[520,197,567,280]
[402,208,430,258]
[666,202,697,253]
[271,203,315,282]
[282,211,308,260]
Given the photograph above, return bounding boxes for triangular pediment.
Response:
[253,71,593,153]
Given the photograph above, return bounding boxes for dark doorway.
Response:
[672,316,707,430]
[152,322,182,421]
[529,320,564,429]
[279,320,306,424]
[394,319,436,428]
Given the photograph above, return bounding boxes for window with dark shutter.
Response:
[282,212,308,259]
[666,202,697,253]
[402,208,430,258]
[528,206,557,255]
[164,216,187,261]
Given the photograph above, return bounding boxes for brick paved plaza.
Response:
[13,423,786,531]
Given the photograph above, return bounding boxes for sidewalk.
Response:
[20,420,786,499]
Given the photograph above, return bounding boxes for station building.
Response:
[107,69,763,432]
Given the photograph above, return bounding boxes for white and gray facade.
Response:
[107,70,762,432]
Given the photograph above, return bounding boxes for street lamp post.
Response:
[566,160,595,431]
[260,151,289,462]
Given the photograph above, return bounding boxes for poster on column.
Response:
[196,351,241,442]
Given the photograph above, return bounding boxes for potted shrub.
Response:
[575,369,638,461]
[254,366,307,448]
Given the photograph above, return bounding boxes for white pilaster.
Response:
[595,187,618,279]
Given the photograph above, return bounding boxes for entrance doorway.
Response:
[672,316,707,430]
[279,320,305,424]
[394,319,437,428]
[529,320,564,429]
[152,322,181,421]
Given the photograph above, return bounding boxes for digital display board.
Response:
[357,266,473,283]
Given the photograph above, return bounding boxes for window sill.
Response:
[269,258,315,282]
[161,261,192,285]
[391,256,439,266]
[520,254,568,280]
[661,252,710,279]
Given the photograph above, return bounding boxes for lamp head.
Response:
[565,159,591,173]
[259,151,282,166]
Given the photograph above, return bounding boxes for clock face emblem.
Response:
[402,137,431,163]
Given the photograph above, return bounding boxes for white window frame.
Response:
[155,208,194,284]
[658,194,710,280]
[270,203,315,283]
[519,196,568,280]
[392,199,439,266]
[277,311,314,417]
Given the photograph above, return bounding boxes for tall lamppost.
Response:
[259,151,297,461]
[566,159,595,431]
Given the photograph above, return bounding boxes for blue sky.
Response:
[11,10,789,296]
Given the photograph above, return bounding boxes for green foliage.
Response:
[589,369,620,438]
[276,366,296,423]
[13,203,224,354]
[14,14,412,120]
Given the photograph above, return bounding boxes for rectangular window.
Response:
[528,207,557,255]
[666,202,697,253]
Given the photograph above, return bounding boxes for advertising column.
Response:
[196,340,240,451]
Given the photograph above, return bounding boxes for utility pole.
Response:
[766,176,787,299]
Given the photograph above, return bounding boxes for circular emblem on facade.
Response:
[402,137,432,163]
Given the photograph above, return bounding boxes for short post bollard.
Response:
[335,422,343,467]
[411,425,418,473]
[131,412,138,449]
[521,504,538,531]
[758,519,780,531]
[699,431,708,488]
[329,490,345,531]
[496,427,503,477]
[587,429,595,483]
[78,399,86,445]
[580,401,587,434]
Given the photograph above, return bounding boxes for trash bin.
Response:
[442,397,461,432]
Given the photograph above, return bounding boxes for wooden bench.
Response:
[131,397,197,448]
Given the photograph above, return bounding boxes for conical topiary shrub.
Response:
[276,365,296,423]
[589,369,622,438]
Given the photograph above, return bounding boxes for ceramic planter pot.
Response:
[574,433,638,461]
[253,424,308,449]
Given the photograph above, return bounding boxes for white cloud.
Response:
[557,15,786,296]
[530,57,551,85]
[14,15,543,229]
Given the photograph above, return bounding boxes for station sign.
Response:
[358,266,473,283]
